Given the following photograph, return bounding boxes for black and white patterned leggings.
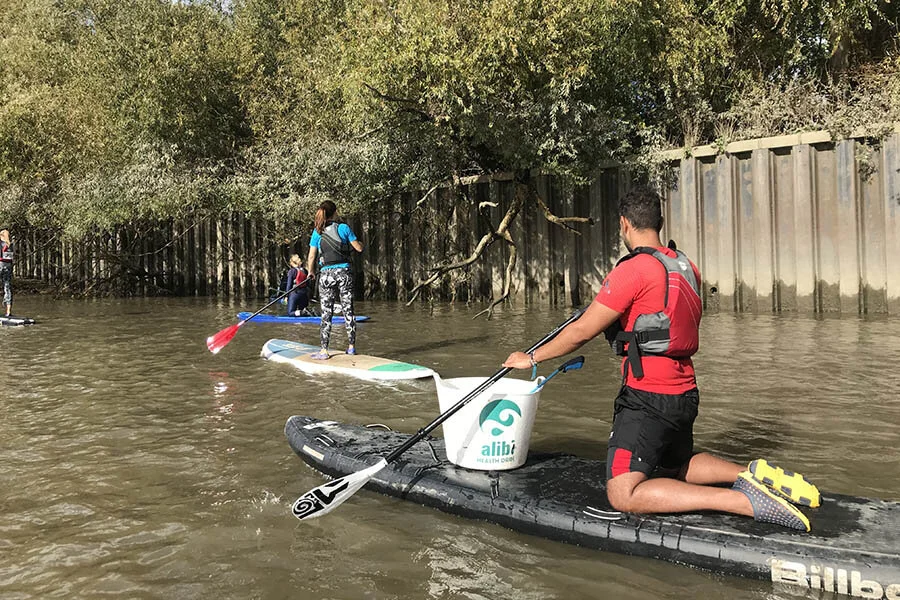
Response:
[0,266,11,306]
[317,267,356,349]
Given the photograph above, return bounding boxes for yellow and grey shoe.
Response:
[733,472,811,532]
[749,459,821,508]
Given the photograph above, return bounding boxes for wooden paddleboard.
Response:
[261,339,435,381]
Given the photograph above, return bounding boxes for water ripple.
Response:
[1,297,897,599]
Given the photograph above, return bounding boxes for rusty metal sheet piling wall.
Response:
[661,132,900,314]
[10,130,900,315]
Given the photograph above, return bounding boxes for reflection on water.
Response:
[1,296,898,599]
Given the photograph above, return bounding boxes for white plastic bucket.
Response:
[433,374,543,470]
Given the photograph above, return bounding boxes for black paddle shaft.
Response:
[242,280,308,323]
[384,306,588,463]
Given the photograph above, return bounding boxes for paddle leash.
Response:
[206,279,310,354]
[290,305,588,520]
[528,355,585,393]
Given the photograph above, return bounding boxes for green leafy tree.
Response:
[0,0,897,300]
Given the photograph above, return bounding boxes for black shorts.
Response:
[606,385,699,481]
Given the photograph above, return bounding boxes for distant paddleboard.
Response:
[0,315,35,326]
[237,312,368,325]
[261,339,434,381]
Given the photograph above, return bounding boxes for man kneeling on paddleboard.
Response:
[503,186,820,532]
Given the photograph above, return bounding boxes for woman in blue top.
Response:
[0,228,13,317]
[305,201,363,359]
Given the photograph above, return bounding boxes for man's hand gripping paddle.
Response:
[291,306,588,520]
[206,279,309,354]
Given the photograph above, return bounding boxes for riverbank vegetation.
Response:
[1,0,898,299]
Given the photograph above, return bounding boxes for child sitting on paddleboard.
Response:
[285,254,312,317]
[306,201,364,359]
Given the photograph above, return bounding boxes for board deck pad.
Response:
[238,312,369,325]
[285,415,900,598]
[0,316,36,326]
[262,339,435,381]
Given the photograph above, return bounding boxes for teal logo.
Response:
[478,399,522,437]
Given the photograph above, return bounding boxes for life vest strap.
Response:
[614,329,670,379]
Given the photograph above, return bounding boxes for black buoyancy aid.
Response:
[603,243,702,380]
[0,242,12,264]
[319,222,351,266]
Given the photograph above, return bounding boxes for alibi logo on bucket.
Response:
[477,399,521,465]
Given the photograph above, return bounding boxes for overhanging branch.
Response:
[406,185,524,305]
[405,229,500,304]
[404,177,594,316]
[473,230,516,320]
[534,191,594,234]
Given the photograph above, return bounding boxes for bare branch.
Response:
[533,190,594,235]
[362,82,418,106]
[406,229,500,304]
[474,230,517,320]
[16,230,60,261]
[415,183,442,209]
[132,221,197,257]
[352,124,386,141]
[361,82,440,124]
[406,183,525,305]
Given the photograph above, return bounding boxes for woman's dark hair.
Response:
[314,200,338,234]
[618,186,664,232]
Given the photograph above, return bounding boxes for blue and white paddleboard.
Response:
[237,312,369,325]
[261,339,434,381]
[0,315,35,326]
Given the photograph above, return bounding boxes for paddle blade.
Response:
[561,355,585,373]
[206,322,243,354]
[291,458,388,520]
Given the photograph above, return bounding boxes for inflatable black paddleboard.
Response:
[0,315,35,326]
[285,415,900,599]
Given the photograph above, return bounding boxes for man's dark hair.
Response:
[618,186,664,232]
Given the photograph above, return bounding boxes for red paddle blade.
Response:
[206,322,243,354]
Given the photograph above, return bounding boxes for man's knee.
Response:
[605,472,645,512]
[606,487,632,512]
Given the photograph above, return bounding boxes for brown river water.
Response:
[2,296,899,599]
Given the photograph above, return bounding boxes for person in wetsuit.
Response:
[284,254,311,316]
